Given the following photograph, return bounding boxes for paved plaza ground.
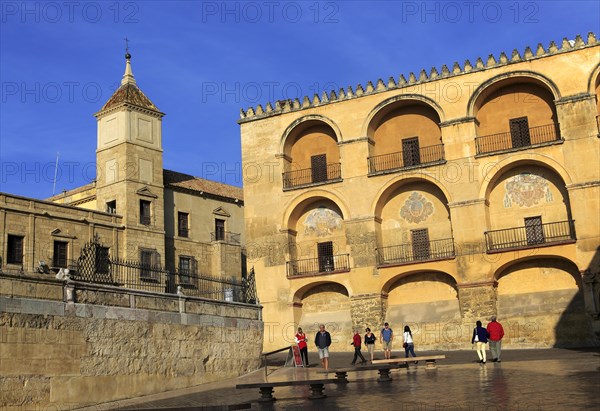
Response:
[81,348,600,410]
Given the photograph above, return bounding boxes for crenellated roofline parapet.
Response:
[238,32,598,124]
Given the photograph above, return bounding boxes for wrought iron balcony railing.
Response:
[475,123,561,155]
[484,220,576,252]
[282,163,342,190]
[368,144,445,175]
[168,268,257,303]
[377,238,455,266]
[211,231,241,244]
[286,254,350,277]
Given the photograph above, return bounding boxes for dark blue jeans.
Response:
[405,343,416,358]
[352,346,366,364]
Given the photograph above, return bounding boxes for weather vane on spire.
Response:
[124,37,131,59]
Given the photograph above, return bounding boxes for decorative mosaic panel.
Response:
[504,173,553,208]
[400,192,434,224]
[303,207,342,237]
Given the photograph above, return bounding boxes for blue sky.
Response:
[1,1,599,199]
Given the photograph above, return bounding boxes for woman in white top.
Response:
[403,325,417,362]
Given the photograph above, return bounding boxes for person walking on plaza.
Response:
[380,322,393,360]
[403,325,417,363]
[351,329,367,365]
[471,320,489,364]
[315,324,332,371]
[295,327,309,367]
[487,316,505,362]
[364,327,376,362]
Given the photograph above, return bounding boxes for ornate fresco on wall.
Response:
[504,173,553,208]
[303,207,342,237]
[400,192,434,224]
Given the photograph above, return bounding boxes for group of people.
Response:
[295,317,505,370]
[295,322,418,370]
[471,316,505,364]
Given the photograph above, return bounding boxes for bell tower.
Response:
[94,52,166,262]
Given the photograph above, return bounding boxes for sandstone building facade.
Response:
[240,33,600,350]
[1,54,258,409]
[1,53,246,294]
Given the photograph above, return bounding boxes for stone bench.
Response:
[236,379,340,402]
[372,354,446,369]
[317,364,395,382]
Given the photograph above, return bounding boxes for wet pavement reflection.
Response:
[100,349,599,411]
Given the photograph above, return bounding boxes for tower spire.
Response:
[121,37,136,86]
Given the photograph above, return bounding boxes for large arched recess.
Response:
[478,155,573,200]
[586,62,600,96]
[293,281,353,349]
[282,190,350,230]
[382,270,461,325]
[372,174,452,218]
[588,63,600,128]
[468,72,561,151]
[467,71,561,118]
[495,256,593,347]
[279,116,343,185]
[480,157,573,232]
[283,192,349,264]
[280,114,343,154]
[363,96,444,164]
[362,94,446,136]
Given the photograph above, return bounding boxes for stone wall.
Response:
[0,273,262,410]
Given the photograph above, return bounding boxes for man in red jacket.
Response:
[487,316,505,362]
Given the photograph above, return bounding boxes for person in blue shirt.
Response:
[314,324,332,371]
[380,322,393,359]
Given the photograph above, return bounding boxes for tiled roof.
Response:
[100,83,160,112]
[163,169,243,202]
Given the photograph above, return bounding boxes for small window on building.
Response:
[95,246,110,275]
[215,219,225,241]
[106,200,117,214]
[178,256,193,285]
[140,200,151,225]
[53,241,68,268]
[317,241,334,272]
[411,228,431,260]
[402,137,421,167]
[178,212,189,238]
[525,216,545,245]
[7,235,24,265]
[140,249,160,281]
[311,154,328,183]
[509,116,531,148]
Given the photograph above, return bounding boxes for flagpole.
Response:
[52,152,59,196]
